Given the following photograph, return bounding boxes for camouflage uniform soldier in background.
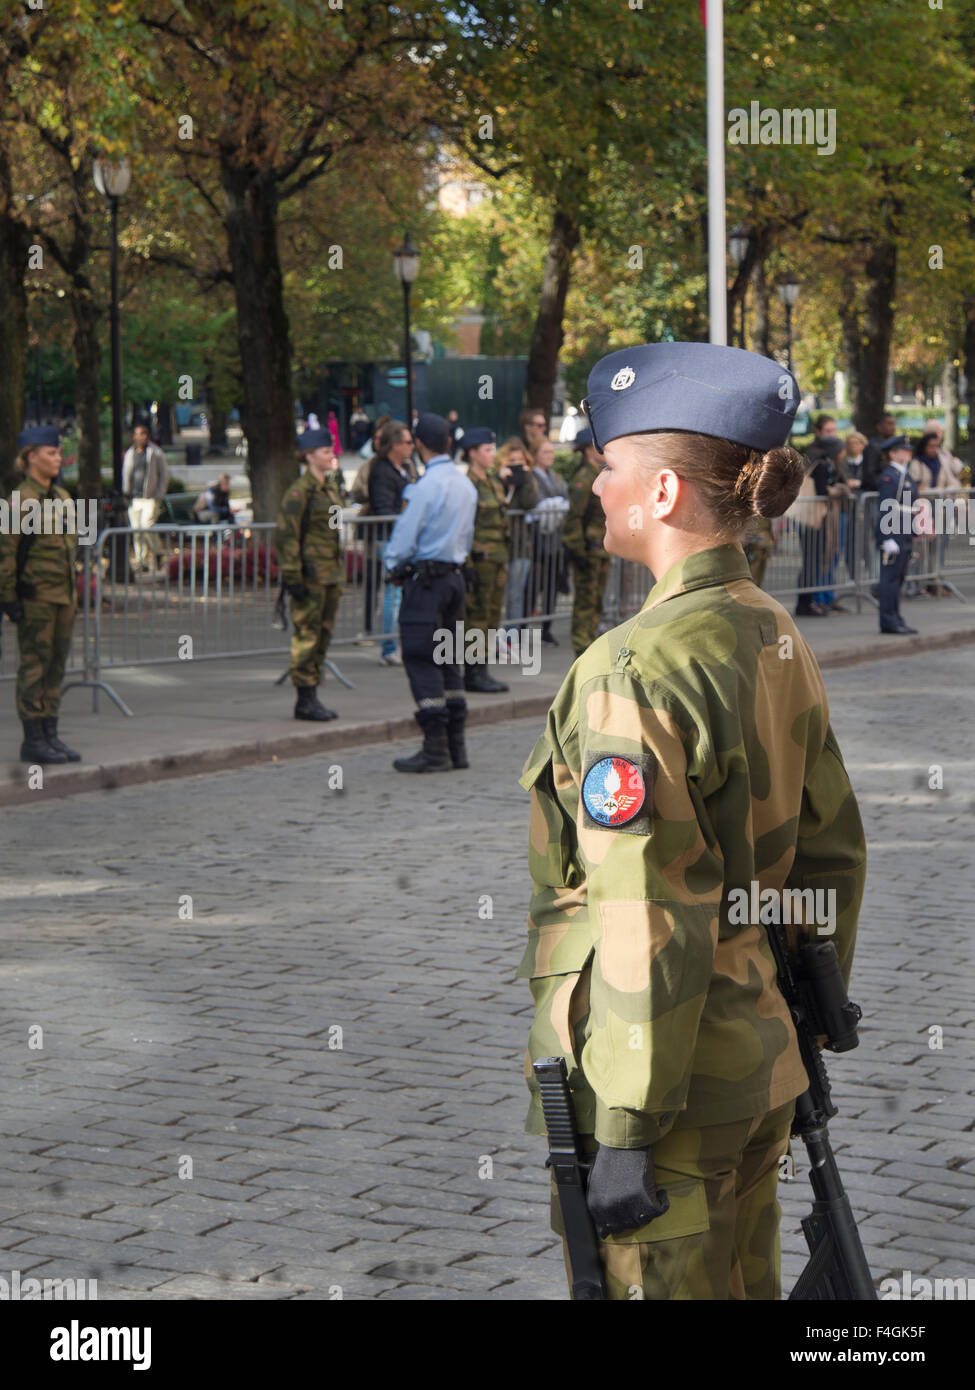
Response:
[519,343,866,1300]
[562,427,610,656]
[463,429,539,694]
[0,426,81,764]
[743,514,774,587]
[275,429,345,722]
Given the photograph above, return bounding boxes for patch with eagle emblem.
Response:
[581,754,654,833]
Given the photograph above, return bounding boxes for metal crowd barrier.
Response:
[2,490,972,712]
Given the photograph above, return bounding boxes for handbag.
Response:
[786,469,827,529]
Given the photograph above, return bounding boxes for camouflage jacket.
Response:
[275,468,344,587]
[469,468,539,563]
[517,543,866,1148]
[561,458,605,557]
[0,473,78,605]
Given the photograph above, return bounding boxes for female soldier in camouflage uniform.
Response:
[463,431,538,694]
[519,343,867,1300]
[275,429,345,721]
[0,426,81,764]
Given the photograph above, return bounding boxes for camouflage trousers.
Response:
[289,583,342,687]
[552,1101,795,1300]
[570,553,610,655]
[15,599,77,719]
[466,557,507,641]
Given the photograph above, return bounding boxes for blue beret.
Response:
[17,426,60,450]
[462,427,495,451]
[584,343,799,453]
[297,429,333,452]
[572,427,594,451]
[880,434,911,453]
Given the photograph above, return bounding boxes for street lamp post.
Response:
[778,273,800,375]
[93,157,131,492]
[728,224,750,348]
[392,233,420,429]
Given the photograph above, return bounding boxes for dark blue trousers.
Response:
[877,543,910,631]
[400,570,466,724]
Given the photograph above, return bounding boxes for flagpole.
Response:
[705,0,727,345]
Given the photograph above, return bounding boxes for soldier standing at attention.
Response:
[562,427,610,656]
[518,342,867,1300]
[463,428,539,694]
[385,413,476,773]
[275,428,345,722]
[0,426,81,764]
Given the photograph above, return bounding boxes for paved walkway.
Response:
[1,581,973,805]
[0,649,972,1299]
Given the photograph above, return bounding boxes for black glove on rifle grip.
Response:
[586,1143,669,1240]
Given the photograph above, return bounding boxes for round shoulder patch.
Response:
[582,756,646,827]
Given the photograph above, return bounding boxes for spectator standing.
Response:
[519,407,548,459]
[327,410,342,455]
[562,427,609,655]
[368,419,415,665]
[875,434,919,635]
[122,423,169,571]
[528,438,569,644]
[447,410,463,456]
[496,438,540,639]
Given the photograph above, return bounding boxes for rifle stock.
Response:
[533,1057,607,1301]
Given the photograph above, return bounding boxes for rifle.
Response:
[532,1056,607,1301]
[765,924,878,1300]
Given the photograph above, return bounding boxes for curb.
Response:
[1,629,972,807]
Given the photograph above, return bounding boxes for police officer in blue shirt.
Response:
[874,435,918,636]
[385,413,477,772]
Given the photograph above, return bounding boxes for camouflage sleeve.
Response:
[0,524,16,602]
[275,486,305,585]
[576,675,724,1149]
[786,722,866,989]
[511,470,539,512]
[561,472,588,557]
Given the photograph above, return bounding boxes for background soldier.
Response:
[275,428,345,721]
[0,426,81,764]
[385,413,476,772]
[562,426,610,656]
[463,428,539,694]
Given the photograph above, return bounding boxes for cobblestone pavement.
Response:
[0,648,973,1301]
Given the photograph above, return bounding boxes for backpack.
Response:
[350,456,372,510]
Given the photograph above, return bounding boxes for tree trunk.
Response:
[71,286,102,500]
[220,160,295,521]
[838,272,862,423]
[525,203,580,417]
[0,190,29,491]
[854,238,896,435]
[156,401,174,446]
[749,252,770,358]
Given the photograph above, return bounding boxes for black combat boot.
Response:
[393,712,450,773]
[294,686,338,721]
[445,700,469,770]
[464,664,509,694]
[20,719,68,765]
[42,718,82,762]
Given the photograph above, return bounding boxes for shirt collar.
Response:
[643,543,751,611]
[424,454,452,468]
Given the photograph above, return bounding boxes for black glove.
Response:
[573,554,591,574]
[586,1144,669,1240]
[463,565,477,594]
[0,600,23,624]
[285,581,309,601]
